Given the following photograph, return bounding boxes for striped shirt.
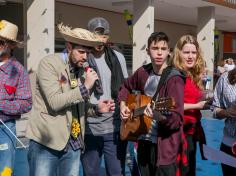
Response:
[213,72,236,146]
[0,58,32,122]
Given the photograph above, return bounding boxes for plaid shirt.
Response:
[68,84,89,151]
[0,58,32,122]
[213,72,236,139]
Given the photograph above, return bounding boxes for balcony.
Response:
[204,0,236,8]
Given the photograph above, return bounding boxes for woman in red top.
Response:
[172,35,208,176]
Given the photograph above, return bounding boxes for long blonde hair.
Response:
[172,35,205,89]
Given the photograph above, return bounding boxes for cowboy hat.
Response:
[58,23,102,47]
[0,20,23,47]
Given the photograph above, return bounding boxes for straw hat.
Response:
[58,23,102,47]
[0,20,23,47]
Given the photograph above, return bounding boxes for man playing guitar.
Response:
[118,32,186,176]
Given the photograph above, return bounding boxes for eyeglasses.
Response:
[0,40,15,46]
[94,28,109,36]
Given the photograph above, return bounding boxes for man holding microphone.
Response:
[26,23,115,176]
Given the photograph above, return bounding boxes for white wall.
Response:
[155,20,196,49]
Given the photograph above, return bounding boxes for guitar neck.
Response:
[127,95,174,119]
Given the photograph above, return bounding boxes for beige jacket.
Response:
[26,53,94,151]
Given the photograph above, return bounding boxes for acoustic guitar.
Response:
[120,94,175,141]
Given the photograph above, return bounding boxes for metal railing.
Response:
[224,0,236,4]
[204,0,236,9]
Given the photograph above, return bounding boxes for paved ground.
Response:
[14,110,224,176]
[196,117,224,176]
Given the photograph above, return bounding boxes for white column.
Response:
[18,0,55,138]
[27,0,55,71]
[132,0,154,73]
[197,6,215,88]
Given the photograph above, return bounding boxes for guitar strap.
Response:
[152,66,172,101]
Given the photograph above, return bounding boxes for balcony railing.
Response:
[204,0,236,8]
[224,0,236,4]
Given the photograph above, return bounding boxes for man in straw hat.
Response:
[26,23,115,176]
[0,20,32,175]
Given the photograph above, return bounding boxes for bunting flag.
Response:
[123,10,133,41]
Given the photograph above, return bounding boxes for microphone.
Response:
[83,62,90,72]
[82,62,103,94]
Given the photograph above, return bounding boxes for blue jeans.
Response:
[120,141,140,176]
[28,140,81,176]
[81,133,122,176]
[0,121,16,175]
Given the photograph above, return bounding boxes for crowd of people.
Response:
[0,17,235,176]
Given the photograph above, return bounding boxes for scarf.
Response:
[88,46,125,99]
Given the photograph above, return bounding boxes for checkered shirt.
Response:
[67,68,89,151]
[68,134,84,151]
[0,58,32,122]
[61,52,90,151]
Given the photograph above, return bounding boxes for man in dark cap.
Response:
[81,17,128,176]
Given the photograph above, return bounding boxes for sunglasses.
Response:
[94,28,109,36]
[0,40,14,46]
[0,40,6,46]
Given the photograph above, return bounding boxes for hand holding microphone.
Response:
[83,62,99,90]
[83,62,103,94]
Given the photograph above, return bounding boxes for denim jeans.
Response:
[120,141,140,176]
[0,121,16,175]
[28,140,81,176]
[81,133,122,176]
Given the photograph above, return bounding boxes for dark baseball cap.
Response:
[87,17,110,35]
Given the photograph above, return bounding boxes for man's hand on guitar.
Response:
[144,102,168,122]
[120,101,130,120]
[144,103,153,117]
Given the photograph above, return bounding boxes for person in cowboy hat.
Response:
[0,20,32,175]
[26,23,115,176]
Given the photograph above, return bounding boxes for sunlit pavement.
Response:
[14,111,224,176]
